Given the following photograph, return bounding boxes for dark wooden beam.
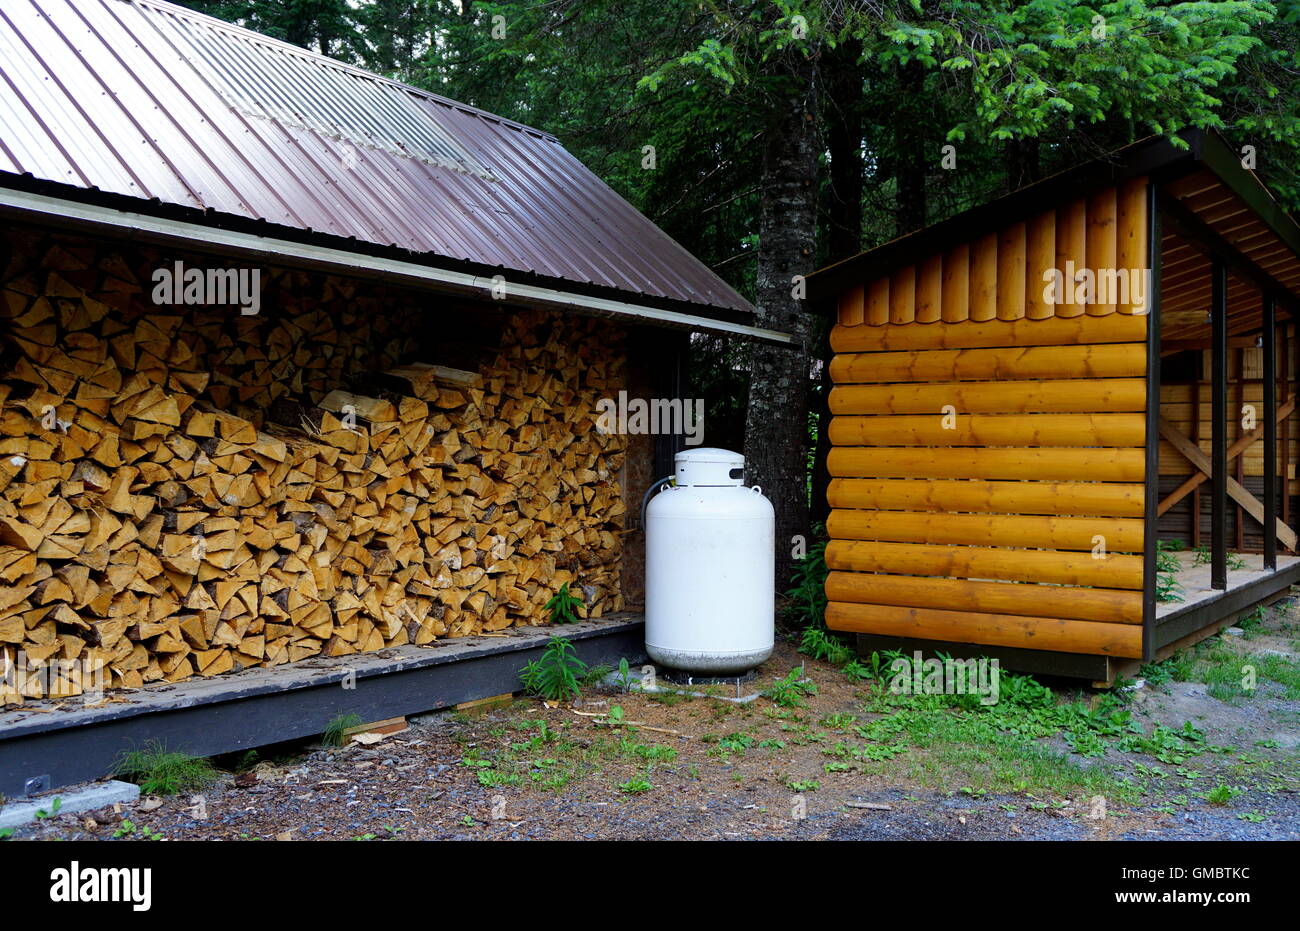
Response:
[1264,293,1278,569]
[1211,258,1228,590]
[1159,193,1300,320]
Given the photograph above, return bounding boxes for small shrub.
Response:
[111,742,219,796]
[799,627,853,664]
[764,667,818,708]
[618,775,653,794]
[519,636,588,701]
[782,524,827,629]
[322,713,365,747]
[1203,784,1245,806]
[545,583,584,624]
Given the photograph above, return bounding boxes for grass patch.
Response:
[322,712,365,747]
[111,741,220,795]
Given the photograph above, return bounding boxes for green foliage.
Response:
[1193,545,1247,570]
[111,742,219,796]
[1155,548,1184,603]
[842,649,903,683]
[799,626,853,664]
[1203,783,1246,806]
[519,636,588,702]
[764,667,818,708]
[545,582,584,625]
[112,819,162,841]
[614,657,634,691]
[322,713,365,747]
[782,525,828,629]
[34,797,62,820]
[618,775,653,794]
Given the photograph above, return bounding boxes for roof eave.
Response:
[805,131,1214,305]
[0,174,782,343]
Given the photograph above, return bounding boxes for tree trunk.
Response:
[894,62,928,235]
[811,41,863,529]
[744,52,820,592]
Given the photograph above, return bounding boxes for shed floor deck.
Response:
[0,615,646,797]
[1157,552,1300,619]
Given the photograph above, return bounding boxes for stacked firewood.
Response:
[0,239,626,704]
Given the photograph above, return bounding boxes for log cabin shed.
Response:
[0,0,792,794]
[807,130,1300,681]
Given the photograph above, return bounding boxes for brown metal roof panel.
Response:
[0,1,200,205]
[0,0,753,315]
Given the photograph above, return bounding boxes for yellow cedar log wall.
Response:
[824,178,1150,658]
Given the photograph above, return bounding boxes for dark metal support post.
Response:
[1211,259,1228,590]
[1264,294,1278,569]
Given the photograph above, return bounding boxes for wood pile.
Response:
[0,238,627,704]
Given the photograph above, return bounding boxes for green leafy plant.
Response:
[618,775,653,794]
[782,524,827,629]
[112,819,161,840]
[1155,549,1184,603]
[614,657,634,691]
[1155,571,1184,603]
[34,797,62,820]
[519,636,588,701]
[322,712,365,747]
[545,583,584,625]
[1192,545,1247,570]
[1203,783,1245,806]
[799,626,853,664]
[111,742,219,796]
[764,667,818,708]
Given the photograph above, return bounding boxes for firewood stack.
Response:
[0,239,627,705]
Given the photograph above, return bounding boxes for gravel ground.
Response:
[7,606,1299,843]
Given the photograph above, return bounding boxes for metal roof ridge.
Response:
[120,0,561,142]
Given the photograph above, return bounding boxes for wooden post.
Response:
[1192,381,1202,547]
[1235,348,1244,552]
[1282,321,1291,537]
[1264,294,1277,570]
[1211,259,1228,590]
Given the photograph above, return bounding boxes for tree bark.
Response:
[744,51,820,591]
[811,40,863,529]
[894,61,928,235]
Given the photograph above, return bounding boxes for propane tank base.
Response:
[645,643,773,675]
[660,668,757,687]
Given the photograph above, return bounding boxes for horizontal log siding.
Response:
[826,260,1150,657]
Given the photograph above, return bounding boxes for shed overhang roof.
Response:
[807,130,1300,326]
[0,0,764,330]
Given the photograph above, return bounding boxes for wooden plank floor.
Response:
[1157,552,1300,619]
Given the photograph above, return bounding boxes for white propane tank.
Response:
[645,448,774,673]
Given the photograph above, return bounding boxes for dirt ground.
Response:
[7,596,1300,842]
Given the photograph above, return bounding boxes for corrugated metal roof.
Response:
[0,0,753,315]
